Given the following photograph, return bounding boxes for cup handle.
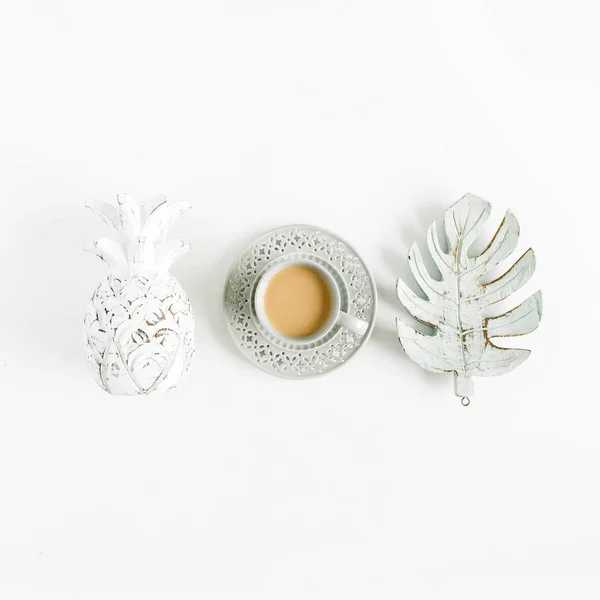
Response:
[336,310,369,335]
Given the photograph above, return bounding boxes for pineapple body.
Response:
[84,195,194,395]
[84,272,194,395]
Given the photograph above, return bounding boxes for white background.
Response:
[0,1,598,598]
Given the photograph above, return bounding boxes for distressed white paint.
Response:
[396,194,542,400]
[84,195,195,395]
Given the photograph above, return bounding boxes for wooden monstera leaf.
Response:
[396,193,542,403]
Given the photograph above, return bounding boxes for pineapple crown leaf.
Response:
[116,193,142,237]
[142,199,192,241]
[86,199,118,232]
[142,194,168,223]
[156,240,191,271]
[86,195,191,270]
[85,238,127,268]
[87,194,191,240]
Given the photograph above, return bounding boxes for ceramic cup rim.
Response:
[254,258,341,345]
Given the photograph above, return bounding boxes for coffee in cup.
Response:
[255,258,368,344]
[263,265,333,338]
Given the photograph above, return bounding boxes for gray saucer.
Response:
[224,225,377,378]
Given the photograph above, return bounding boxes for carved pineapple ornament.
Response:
[84,195,195,395]
[396,194,542,406]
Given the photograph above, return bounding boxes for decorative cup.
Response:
[254,257,368,345]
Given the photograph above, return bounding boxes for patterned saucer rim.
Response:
[223,224,378,379]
